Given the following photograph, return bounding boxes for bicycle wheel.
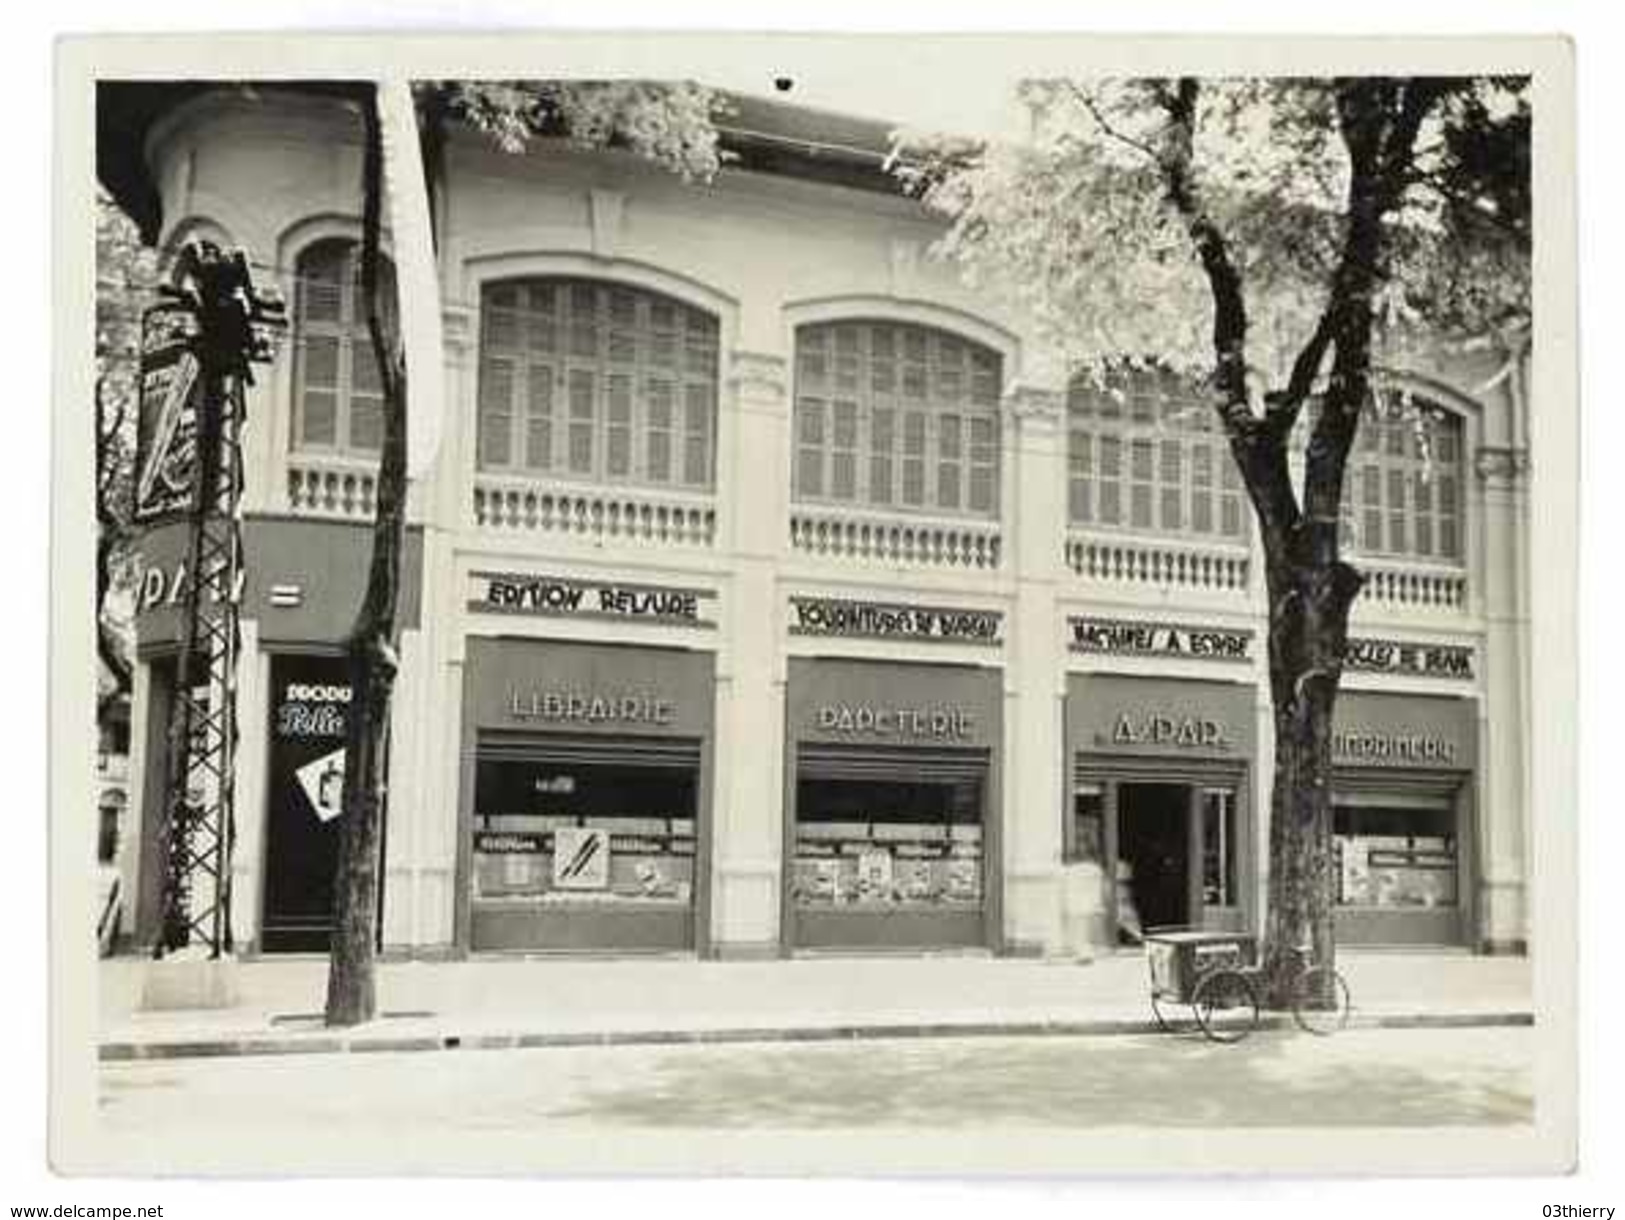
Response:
[1291,966,1352,1035]
[1191,969,1259,1044]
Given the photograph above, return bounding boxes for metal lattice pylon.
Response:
[148,243,283,959]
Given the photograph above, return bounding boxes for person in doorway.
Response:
[1116,857,1144,946]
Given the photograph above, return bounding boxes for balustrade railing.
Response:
[472,476,717,548]
[286,456,378,521]
[1066,532,1251,593]
[789,507,1002,571]
[1353,559,1469,613]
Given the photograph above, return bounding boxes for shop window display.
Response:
[471,758,697,908]
[1334,802,1458,909]
[1201,788,1237,907]
[792,776,984,909]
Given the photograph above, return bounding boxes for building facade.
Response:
[102,85,1533,961]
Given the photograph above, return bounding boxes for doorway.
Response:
[1118,782,1191,932]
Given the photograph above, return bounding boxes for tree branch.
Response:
[1065,82,1160,161]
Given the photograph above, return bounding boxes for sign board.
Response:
[789,596,1002,645]
[1068,617,1252,661]
[1343,638,1475,680]
[552,827,611,890]
[1333,692,1476,771]
[294,747,346,823]
[132,305,204,524]
[469,571,716,628]
[1068,674,1256,761]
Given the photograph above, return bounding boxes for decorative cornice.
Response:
[441,305,476,353]
[727,350,788,402]
[1474,446,1530,485]
[1003,382,1066,425]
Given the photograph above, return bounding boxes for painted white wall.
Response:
[132,89,1531,958]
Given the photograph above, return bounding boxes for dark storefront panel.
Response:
[261,654,358,953]
[458,639,714,955]
[1067,674,1255,941]
[784,659,1002,952]
[1330,691,1476,947]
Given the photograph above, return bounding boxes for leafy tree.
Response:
[94,191,158,721]
[895,77,1529,992]
[324,80,728,1026]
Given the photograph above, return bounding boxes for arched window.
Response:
[289,239,395,456]
[476,278,719,491]
[1067,368,1248,542]
[1338,394,1465,564]
[792,321,1002,517]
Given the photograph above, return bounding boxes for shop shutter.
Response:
[796,743,989,784]
[477,729,701,770]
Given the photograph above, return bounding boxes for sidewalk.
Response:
[99,950,1534,1062]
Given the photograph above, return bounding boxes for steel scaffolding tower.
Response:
[144,242,283,958]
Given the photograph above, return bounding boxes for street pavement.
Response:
[99,950,1534,1060]
[100,1025,1533,1134]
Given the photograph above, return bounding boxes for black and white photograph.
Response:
[40,25,1587,1190]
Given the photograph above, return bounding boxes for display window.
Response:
[792,774,984,910]
[471,757,697,910]
[1334,802,1458,909]
[1201,787,1238,907]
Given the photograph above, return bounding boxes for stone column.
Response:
[1001,379,1070,956]
[709,349,791,957]
[1474,443,1531,953]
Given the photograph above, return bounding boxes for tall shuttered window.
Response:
[291,240,396,456]
[793,321,1002,518]
[1338,398,1466,564]
[1066,368,1247,543]
[477,279,719,491]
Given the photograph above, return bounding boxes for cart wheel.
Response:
[1150,991,1180,1033]
[1191,969,1259,1044]
[1291,967,1351,1036]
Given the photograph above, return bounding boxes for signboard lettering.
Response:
[1332,729,1459,766]
[814,703,975,740]
[1343,638,1475,680]
[132,306,205,523]
[1069,617,1252,661]
[790,596,1001,645]
[1111,711,1232,750]
[507,688,675,726]
[470,571,711,626]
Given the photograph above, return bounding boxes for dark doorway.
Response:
[1119,782,1191,931]
[262,655,357,953]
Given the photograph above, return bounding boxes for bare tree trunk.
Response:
[325,87,407,1028]
[1261,559,1362,997]
[1154,77,1445,1004]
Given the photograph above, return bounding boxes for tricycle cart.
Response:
[1144,929,1261,1043]
[1144,929,1353,1043]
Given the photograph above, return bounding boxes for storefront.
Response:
[782,657,1002,952]
[456,637,715,954]
[1065,674,1256,942]
[128,516,423,954]
[1331,690,1476,946]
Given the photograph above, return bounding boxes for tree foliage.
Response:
[893,77,1530,395]
[95,189,158,712]
[420,79,732,180]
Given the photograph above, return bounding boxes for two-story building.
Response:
[97,82,1532,961]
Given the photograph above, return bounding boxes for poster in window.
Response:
[552,826,611,890]
[132,305,205,523]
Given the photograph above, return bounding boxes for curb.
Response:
[99,1009,1534,1063]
